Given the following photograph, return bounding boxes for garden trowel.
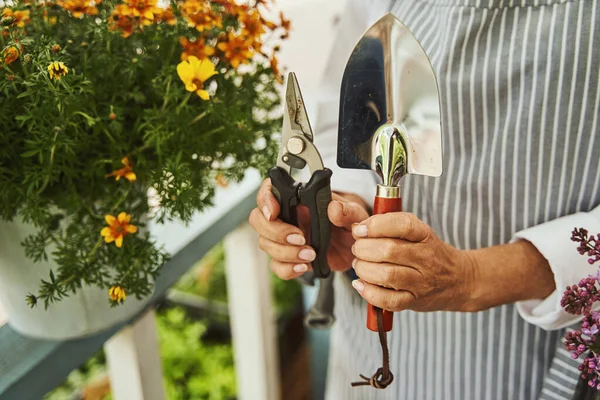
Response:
[338,13,443,388]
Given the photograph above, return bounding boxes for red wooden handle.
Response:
[366,196,402,332]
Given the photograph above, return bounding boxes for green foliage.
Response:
[0,0,283,307]
[175,242,302,315]
[158,307,236,400]
[44,307,237,400]
[44,350,107,400]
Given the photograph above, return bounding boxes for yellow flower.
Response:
[100,212,138,248]
[177,56,218,100]
[106,157,137,182]
[179,36,215,61]
[109,285,126,302]
[3,46,19,65]
[216,32,254,69]
[48,61,68,80]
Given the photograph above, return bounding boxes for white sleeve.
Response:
[513,204,600,330]
[311,0,391,205]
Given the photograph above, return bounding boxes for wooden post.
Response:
[104,309,165,400]
[224,223,281,400]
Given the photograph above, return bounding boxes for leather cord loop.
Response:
[351,307,394,389]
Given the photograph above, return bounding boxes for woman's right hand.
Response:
[249,178,370,280]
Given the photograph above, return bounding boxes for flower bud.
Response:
[52,44,61,53]
[109,112,117,120]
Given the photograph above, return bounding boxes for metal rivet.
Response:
[286,137,304,155]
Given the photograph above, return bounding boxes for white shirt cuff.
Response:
[513,205,600,330]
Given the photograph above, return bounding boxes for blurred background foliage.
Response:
[44,241,302,400]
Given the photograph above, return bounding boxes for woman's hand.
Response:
[248,178,370,280]
[350,212,478,313]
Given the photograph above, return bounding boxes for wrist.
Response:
[461,240,556,313]
[458,249,484,312]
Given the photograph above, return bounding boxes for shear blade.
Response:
[285,72,313,142]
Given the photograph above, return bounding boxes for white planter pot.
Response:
[0,217,153,340]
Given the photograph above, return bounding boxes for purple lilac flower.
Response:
[563,228,600,387]
[579,354,600,390]
[561,276,600,315]
[571,228,600,265]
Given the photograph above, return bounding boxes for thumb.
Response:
[328,200,369,229]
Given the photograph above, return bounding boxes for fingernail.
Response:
[262,205,271,221]
[352,258,357,269]
[354,224,368,237]
[299,248,316,261]
[352,280,364,293]
[286,234,305,246]
[293,264,308,273]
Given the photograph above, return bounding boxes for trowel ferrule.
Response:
[376,185,400,198]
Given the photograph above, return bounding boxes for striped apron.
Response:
[325,0,600,399]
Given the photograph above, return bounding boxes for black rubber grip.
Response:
[299,168,333,278]
[268,166,299,226]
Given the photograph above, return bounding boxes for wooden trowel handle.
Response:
[366,195,402,332]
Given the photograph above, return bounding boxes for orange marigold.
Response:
[2,9,31,28]
[110,0,160,37]
[239,9,265,39]
[100,212,138,248]
[109,13,137,38]
[216,32,254,69]
[179,36,215,61]
[180,0,222,32]
[116,0,161,22]
[2,46,19,65]
[106,157,136,182]
[56,0,100,17]
[270,56,282,84]
[155,7,176,25]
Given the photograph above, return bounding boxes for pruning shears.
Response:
[268,72,335,327]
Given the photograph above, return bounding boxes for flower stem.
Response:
[36,130,60,195]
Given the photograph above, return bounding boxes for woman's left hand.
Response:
[350,212,478,313]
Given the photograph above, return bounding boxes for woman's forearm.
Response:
[464,240,556,312]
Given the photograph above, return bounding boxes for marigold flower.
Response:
[179,36,215,61]
[110,13,137,38]
[107,157,136,182]
[3,46,19,65]
[239,10,265,39]
[180,0,222,32]
[101,212,138,248]
[215,173,228,188]
[109,285,126,302]
[279,11,291,32]
[217,32,254,69]
[48,61,68,80]
[177,56,218,100]
[270,56,282,84]
[2,9,30,28]
[155,7,176,25]
[116,0,161,22]
[57,0,100,17]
